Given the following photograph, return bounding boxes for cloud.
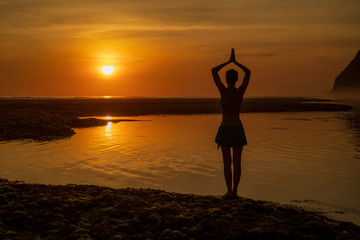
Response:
[2,0,359,32]
[243,53,276,58]
[0,0,360,96]
[129,57,145,62]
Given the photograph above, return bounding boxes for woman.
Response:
[212,49,251,198]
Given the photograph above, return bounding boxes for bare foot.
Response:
[223,192,233,198]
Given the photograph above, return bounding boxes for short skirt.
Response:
[215,125,247,148]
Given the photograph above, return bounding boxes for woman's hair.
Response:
[226,69,238,86]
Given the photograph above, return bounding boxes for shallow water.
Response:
[1,112,360,224]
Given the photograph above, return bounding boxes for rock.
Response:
[332,50,360,94]
[0,179,360,239]
[0,110,75,141]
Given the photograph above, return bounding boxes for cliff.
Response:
[332,50,360,94]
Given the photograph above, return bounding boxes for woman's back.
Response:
[220,87,244,126]
[212,48,250,198]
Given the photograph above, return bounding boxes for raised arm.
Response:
[211,60,230,91]
[233,60,251,94]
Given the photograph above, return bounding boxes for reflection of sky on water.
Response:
[344,106,360,158]
[0,113,360,224]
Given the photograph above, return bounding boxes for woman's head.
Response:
[226,69,238,86]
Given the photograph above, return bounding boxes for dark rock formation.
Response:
[0,110,75,141]
[332,50,360,94]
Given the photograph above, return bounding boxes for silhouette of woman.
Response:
[212,49,251,198]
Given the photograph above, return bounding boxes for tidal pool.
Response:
[1,112,359,224]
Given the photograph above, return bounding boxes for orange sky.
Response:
[0,0,359,97]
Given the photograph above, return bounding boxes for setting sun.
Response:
[101,66,115,75]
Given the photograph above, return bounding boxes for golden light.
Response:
[105,116,112,120]
[101,66,115,75]
[105,122,112,137]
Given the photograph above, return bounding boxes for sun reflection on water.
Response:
[105,122,112,137]
[1,113,360,224]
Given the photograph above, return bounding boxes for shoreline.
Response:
[0,97,353,117]
[0,97,354,141]
[1,178,359,239]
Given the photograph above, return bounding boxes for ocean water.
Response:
[1,112,360,224]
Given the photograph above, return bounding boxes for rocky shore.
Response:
[0,179,359,240]
[0,110,135,141]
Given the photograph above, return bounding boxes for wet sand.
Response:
[1,179,359,239]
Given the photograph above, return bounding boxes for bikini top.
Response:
[220,100,242,108]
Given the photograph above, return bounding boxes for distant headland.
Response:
[332,50,360,96]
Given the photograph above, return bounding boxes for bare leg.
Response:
[232,146,243,197]
[221,145,232,196]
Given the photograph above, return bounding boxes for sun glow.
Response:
[101,66,115,75]
[105,122,112,137]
